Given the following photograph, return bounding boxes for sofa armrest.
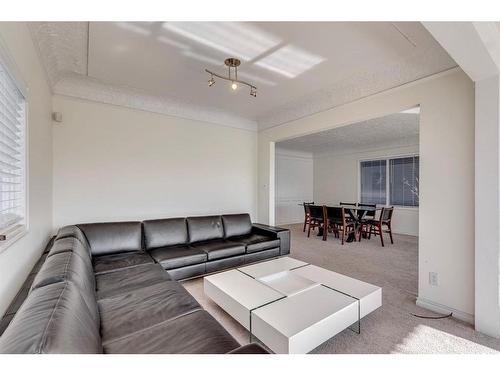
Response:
[252,224,290,256]
[227,343,270,354]
[252,223,288,233]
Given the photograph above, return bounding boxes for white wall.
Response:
[474,76,500,336]
[313,144,419,236]
[0,23,53,317]
[258,68,475,321]
[275,148,313,225]
[52,96,257,228]
[426,21,500,338]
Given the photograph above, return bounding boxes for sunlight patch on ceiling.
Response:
[156,35,190,50]
[182,50,222,66]
[237,71,277,87]
[161,22,281,61]
[255,45,325,78]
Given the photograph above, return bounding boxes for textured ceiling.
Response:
[29,22,455,131]
[276,112,419,154]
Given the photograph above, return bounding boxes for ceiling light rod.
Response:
[205,58,257,97]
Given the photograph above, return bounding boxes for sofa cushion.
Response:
[244,247,280,264]
[187,215,224,243]
[222,213,252,238]
[95,263,171,300]
[0,282,102,354]
[98,281,201,343]
[206,255,245,274]
[103,310,239,354]
[149,245,207,270]
[191,240,245,261]
[143,218,188,250]
[31,251,99,325]
[166,263,206,281]
[78,222,142,256]
[92,251,154,274]
[55,225,90,248]
[229,234,280,253]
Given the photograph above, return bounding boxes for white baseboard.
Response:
[276,221,302,226]
[416,297,474,324]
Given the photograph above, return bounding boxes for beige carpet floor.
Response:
[182,224,500,353]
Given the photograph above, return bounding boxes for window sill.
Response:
[0,225,28,254]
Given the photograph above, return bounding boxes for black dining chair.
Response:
[302,201,314,232]
[323,206,356,245]
[307,205,325,238]
[357,203,376,241]
[340,202,357,207]
[368,206,395,246]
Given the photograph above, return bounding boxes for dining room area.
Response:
[275,108,420,248]
[303,203,394,246]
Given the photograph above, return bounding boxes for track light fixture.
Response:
[205,58,257,98]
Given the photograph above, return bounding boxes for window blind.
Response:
[389,156,419,207]
[360,159,387,205]
[0,61,26,237]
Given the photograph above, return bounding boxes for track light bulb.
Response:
[250,88,257,97]
[231,82,238,90]
[208,77,215,87]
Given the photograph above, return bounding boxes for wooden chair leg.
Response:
[379,224,384,247]
[303,220,306,232]
[388,223,394,244]
[341,226,345,245]
[307,223,312,237]
[323,223,328,241]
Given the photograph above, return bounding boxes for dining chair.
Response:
[339,202,357,207]
[368,206,394,246]
[307,205,325,238]
[323,206,356,245]
[357,203,376,241]
[302,201,314,232]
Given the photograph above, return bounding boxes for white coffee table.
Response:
[204,257,382,354]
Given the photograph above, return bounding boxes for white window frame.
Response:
[358,153,419,210]
[0,39,29,253]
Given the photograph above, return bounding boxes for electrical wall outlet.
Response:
[429,272,438,286]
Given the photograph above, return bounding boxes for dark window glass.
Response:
[360,160,387,205]
[389,156,419,207]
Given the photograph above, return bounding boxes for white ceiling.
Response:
[277,111,419,154]
[29,22,455,130]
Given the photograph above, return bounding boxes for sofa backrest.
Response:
[30,250,99,324]
[186,216,224,243]
[78,222,142,256]
[143,218,188,250]
[0,281,102,353]
[222,214,252,238]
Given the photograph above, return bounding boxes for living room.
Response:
[1,0,500,373]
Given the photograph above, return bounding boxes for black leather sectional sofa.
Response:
[0,213,289,354]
